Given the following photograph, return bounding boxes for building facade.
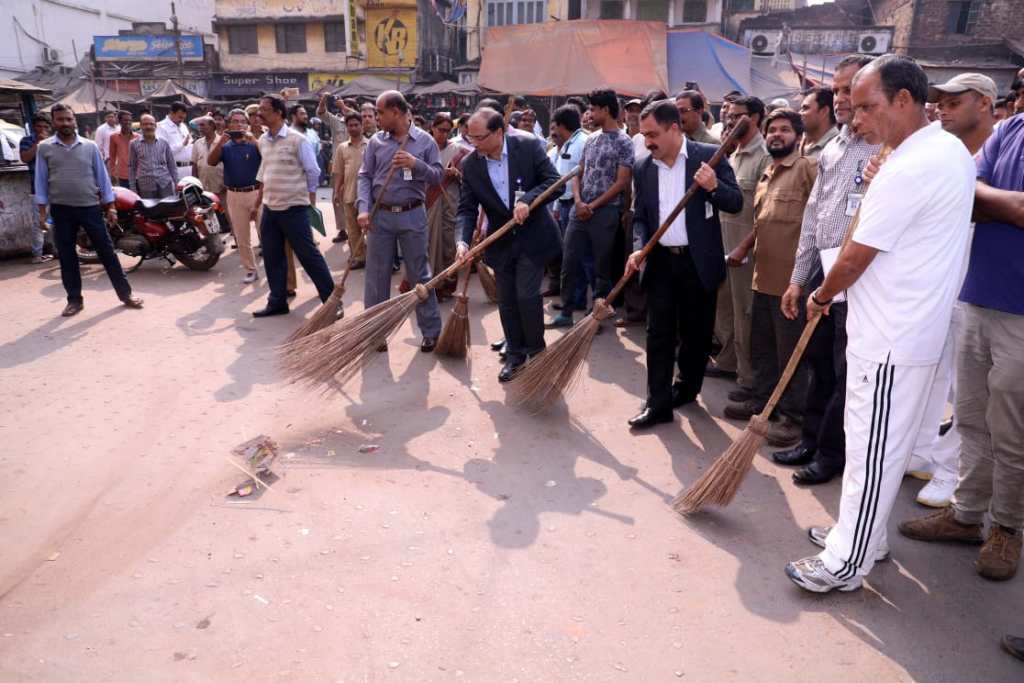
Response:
[2,0,213,79]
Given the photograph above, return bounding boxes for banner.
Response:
[367,9,418,69]
[348,0,359,57]
[309,73,347,91]
[140,79,208,97]
[210,72,308,97]
[94,35,204,62]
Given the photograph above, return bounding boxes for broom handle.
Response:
[602,116,753,306]
[368,137,410,221]
[425,166,581,289]
[756,145,890,420]
[453,227,483,295]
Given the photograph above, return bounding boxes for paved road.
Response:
[0,196,1021,681]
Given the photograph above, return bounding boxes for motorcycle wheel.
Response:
[175,235,222,271]
[75,238,145,273]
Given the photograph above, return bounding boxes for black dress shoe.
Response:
[498,358,525,382]
[793,461,841,486]
[286,290,297,299]
[772,444,816,467]
[628,407,673,430]
[252,306,289,318]
[421,337,437,353]
[61,301,84,317]
[540,286,560,297]
[671,384,697,408]
[939,417,954,436]
[704,364,738,379]
[490,339,506,352]
[120,296,144,309]
[332,231,348,243]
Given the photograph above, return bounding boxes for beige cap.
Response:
[928,73,997,103]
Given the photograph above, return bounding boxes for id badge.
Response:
[705,201,714,220]
[402,168,413,181]
[514,190,526,204]
[845,192,863,217]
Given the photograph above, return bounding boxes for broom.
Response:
[279,167,581,388]
[671,147,888,514]
[509,117,753,413]
[434,263,472,357]
[477,261,499,303]
[286,137,408,342]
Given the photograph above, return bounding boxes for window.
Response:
[729,0,755,11]
[486,0,545,25]
[324,22,346,52]
[227,25,258,55]
[636,0,668,21]
[599,0,624,18]
[568,0,581,19]
[275,23,307,53]
[946,1,978,34]
[682,0,707,22]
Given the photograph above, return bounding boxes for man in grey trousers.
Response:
[356,91,444,352]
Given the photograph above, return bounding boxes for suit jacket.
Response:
[632,139,743,291]
[457,129,562,269]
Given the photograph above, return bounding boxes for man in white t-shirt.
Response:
[93,111,118,162]
[785,55,976,593]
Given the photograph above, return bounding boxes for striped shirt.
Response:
[790,126,882,287]
[129,137,178,196]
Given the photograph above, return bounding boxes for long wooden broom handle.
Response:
[425,166,581,289]
[602,116,753,306]
[756,145,889,420]
[368,136,410,221]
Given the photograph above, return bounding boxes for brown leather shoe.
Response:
[977,526,1022,581]
[120,296,144,309]
[898,508,984,544]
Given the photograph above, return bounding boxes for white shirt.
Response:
[156,117,193,165]
[652,142,689,247]
[632,131,648,162]
[94,121,118,161]
[847,121,975,366]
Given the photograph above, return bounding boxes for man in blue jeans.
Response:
[34,103,142,317]
[252,94,335,318]
[549,88,634,328]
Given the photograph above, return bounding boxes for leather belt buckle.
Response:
[389,205,402,213]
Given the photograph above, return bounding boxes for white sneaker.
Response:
[808,526,890,561]
[906,453,934,481]
[243,271,257,284]
[785,556,862,593]
[916,476,956,508]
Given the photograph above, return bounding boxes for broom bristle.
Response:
[670,422,767,514]
[285,284,346,343]
[508,314,602,412]
[435,294,471,357]
[477,263,498,303]
[279,290,420,388]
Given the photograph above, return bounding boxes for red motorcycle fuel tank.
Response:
[113,186,140,212]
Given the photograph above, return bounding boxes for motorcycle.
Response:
[77,176,226,272]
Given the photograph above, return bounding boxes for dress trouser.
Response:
[554,199,593,310]
[50,204,132,303]
[908,304,963,482]
[719,217,754,388]
[750,291,809,420]
[821,352,939,579]
[952,304,1024,530]
[714,277,737,372]
[364,205,441,338]
[343,202,364,261]
[560,204,618,315]
[799,301,848,472]
[644,246,717,414]
[260,205,334,309]
[494,249,546,361]
[226,189,259,273]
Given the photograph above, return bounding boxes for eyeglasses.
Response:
[676,107,697,114]
[465,130,496,143]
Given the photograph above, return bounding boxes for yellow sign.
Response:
[309,73,347,91]
[366,8,417,68]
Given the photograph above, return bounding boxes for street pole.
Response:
[171,2,184,83]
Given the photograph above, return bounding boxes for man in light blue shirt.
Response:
[35,103,141,316]
[545,104,593,303]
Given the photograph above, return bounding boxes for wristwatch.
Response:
[811,288,832,306]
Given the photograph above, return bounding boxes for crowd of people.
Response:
[19,53,1024,660]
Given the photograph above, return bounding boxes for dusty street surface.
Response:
[1,195,1020,682]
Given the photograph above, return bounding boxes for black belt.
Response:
[378,200,423,213]
[659,244,689,255]
[176,161,191,167]
[227,185,259,193]
[558,197,574,204]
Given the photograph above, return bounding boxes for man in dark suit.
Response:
[456,108,562,382]
[625,100,743,430]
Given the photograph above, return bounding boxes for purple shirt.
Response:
[356,125,443,214]
[964,114,1024,315]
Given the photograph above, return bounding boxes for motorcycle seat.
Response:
[136,197,186,219]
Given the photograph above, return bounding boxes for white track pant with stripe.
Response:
[820,352,940,580]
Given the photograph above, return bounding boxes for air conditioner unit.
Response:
[747,30,782,56]
[858,32,890,55]
[42,47,62,64]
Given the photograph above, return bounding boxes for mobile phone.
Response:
[685,81,699,91]
[228,130,245,139]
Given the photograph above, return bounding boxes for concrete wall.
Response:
[1,0,213,78]
[873,0,1024,52]
[218,22,353,72]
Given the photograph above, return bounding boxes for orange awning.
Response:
[478,20,668,97]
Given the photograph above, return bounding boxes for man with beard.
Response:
[289,104,321,158]
[785,55,975,593]
[799,87,839,159]
[624,100,741,429]
[773,55,882,486]
[725,109,817,447]
[35,103,143,316]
